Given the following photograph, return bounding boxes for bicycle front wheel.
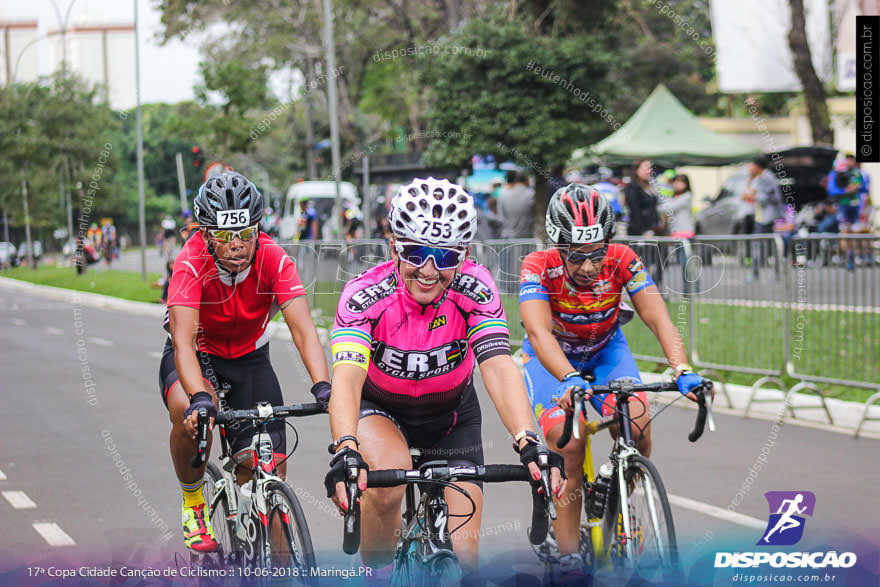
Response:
[203,462,239,563]
[607,455,678,572]
[262,480,316,573]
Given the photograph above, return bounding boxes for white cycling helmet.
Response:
[389,177,476,247]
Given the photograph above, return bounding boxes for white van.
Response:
[279,180,359,241]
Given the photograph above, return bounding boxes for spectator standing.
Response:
[298,199,319,242]
[660,174,697,294]
[743,155,784,234]
[623,160,661,237]
[497,171,535,238]
[161,215,176,259]
[475,196,505,241]
[624,159,664,288]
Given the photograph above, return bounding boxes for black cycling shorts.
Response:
[158,338,286,456]
[359,383,484,483]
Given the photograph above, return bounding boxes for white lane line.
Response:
[11,318,26,326]
[87,336,114,347]
[0,468,6,480]
[43,326,64,335]
[668,494,765,529]
[147,351,163,359]
[32,522,76,546]
[2,490,37,509]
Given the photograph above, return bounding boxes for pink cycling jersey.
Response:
[331,259,510,419]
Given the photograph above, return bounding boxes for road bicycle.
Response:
[341,448,557,585]
[191,392,323,580]
[537,376,714,575]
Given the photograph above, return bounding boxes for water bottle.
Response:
[235,482,252,542]
[586,463,613,519]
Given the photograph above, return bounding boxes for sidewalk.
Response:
[3,275,879,440]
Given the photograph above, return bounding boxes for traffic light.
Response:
[192,146,205,168]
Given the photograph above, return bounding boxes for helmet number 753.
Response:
[421,221,452,239]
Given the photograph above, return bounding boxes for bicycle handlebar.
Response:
[341,463,551,552]
[213,402,324,425]
[190,402,324,469]
[556,380,713,449]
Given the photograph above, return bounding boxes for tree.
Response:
[0,73,120,243]
[787,0,832,144]
[418,18,616,235]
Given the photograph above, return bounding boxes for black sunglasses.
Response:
[561,245,607,265]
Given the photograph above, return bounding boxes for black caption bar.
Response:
[857,15,879,163]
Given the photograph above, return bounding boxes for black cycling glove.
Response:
[518,440,566,482]
[183,391,217,421]
[324,447,369,498]
[310,381,332,411]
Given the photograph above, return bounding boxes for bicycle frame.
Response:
[394,453,458,573]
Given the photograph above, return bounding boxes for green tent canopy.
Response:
[572,84,758,167]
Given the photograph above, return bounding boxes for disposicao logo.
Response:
[759,490,815,546]
[714,491,857,570]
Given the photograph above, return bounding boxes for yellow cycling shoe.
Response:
[182,502,219,553]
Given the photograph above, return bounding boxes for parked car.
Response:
[695,146,838,235]
[278,181,359,241]
[17,240,43,262]
[0,241,17,269]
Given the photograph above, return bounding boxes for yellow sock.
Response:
[180,478,206,508]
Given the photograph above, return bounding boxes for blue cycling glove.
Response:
[553,373,591,403]
[676,371,704,396]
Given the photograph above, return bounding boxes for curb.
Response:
[4,276,878,439]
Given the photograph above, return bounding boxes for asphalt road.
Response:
[1,283,878,585]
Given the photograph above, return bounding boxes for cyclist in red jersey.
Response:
[160,172,330,552]
[520,183,706,568]
[323,178,565,571]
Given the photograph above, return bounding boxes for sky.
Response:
[0,0,205,104]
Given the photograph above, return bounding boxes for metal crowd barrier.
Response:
[787,234,880,434]
[277,234,880,434]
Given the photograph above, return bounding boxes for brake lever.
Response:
[705,382,716,433]
[538,452,557,520]
[572,389,584,441]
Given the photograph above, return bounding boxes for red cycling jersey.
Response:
[519,244,653,358]
[165,232,305,358]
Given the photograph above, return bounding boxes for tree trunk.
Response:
[787,0,833,145]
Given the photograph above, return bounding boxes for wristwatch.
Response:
[327,435,359,455]
[673,363,693,377]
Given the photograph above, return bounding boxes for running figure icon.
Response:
[759,491,816,546]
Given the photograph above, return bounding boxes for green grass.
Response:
[622,300,879,404]
[3,265,163,304]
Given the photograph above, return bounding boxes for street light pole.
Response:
[322,0,343,240]
[134,0,147,278]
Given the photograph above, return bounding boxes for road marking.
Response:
[43,326,64,335]
[668,494,765,529]
[147,351,163,359]
[2,490,37,509]
[0,469,6,480]
[32,522,76,546]
[11,318,26,326]
[87,337,114,347]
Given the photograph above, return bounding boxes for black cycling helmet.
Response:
[193,171,263,228]
[545,182,616,245]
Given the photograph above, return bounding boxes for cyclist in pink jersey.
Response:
[161,172,330,552]
[324,177,565,571]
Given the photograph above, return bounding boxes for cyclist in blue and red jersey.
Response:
[519,183,706,567]
[324,177,565,571]
[160,172,330,552]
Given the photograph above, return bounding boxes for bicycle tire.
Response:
[203,462,239,564]
[262,480,317,573]
[603,455,678,572]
